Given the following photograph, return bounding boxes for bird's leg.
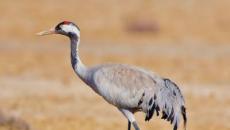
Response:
[128,120,131,130]
[132,122,140,130]
[119,108,140,130]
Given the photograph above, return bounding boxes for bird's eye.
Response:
[55,25,62,31]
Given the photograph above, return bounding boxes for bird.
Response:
[37,21,187,130]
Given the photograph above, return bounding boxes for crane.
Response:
[37,21,187,130]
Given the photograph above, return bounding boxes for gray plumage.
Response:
[38,21,187,130]
[87,64,186,130]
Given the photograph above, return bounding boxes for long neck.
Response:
[70,35,88,81]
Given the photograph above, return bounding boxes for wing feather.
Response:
[89,64,186,130]
[91,64,160,108]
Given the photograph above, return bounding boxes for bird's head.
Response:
[37,21,80,37]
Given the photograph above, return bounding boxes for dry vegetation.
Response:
[0,0,230,130]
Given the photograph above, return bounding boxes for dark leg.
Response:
[133,121,140,130]
[128,120,131,130]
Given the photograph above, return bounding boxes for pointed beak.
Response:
[36,28,56,36]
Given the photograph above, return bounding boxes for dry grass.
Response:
[0,42,229,130]
[0,111,30,130]
[0,0,230,130]
[0,77,229,130]
[1,0,230,43]
[0,43,229,84]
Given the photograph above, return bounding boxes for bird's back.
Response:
[87,64,163,108]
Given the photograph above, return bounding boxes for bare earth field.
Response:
[0,0,230,130]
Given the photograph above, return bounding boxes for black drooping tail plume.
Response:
[142,78,187,130]
[181,106,187,130]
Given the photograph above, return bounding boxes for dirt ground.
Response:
[0,0,230,130]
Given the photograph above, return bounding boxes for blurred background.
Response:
[0,0,229,130]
